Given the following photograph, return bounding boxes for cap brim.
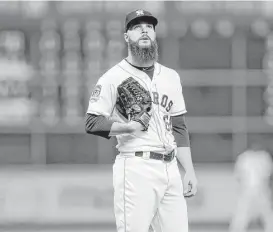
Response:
[126,15,158,31]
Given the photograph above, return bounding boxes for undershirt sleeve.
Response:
[85,113,114,139]
[171,114,190,147]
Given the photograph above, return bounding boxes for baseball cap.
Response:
[125,9,158,32]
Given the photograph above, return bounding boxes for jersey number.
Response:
[163,115,172,131]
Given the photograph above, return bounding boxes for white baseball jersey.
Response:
[235,149,273,191]
[87,59,187,153]
[230,150,273,232]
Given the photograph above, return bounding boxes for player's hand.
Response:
[127,121,146,133]
[183,170,198,198]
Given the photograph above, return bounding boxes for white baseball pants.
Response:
[113,153,188,232]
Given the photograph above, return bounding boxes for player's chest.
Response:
[117,75,175,113]
[147,79,175,113]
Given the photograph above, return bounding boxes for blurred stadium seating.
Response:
[0,1,272,231]
[0,0,272,164]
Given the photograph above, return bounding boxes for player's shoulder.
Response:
[259,150,273,161]
[238,149,253,158]
[235,150,250,164]
[157,63,179,75]
[97,60,130,84]
[157,63,180,80]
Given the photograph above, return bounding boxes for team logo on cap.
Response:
[136,10,144,16]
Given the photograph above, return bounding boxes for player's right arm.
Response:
[85,113,143,138]
[85,75,143,138]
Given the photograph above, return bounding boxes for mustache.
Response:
[139,35,151,41]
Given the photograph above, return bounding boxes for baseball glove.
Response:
[116,77,152,131]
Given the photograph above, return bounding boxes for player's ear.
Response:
[124,32,129,43]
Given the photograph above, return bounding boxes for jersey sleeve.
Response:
[170,72,187,116]
[86,76,116,117]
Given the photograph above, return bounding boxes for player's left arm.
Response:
[170,72,198,198]
[172,114,197,197]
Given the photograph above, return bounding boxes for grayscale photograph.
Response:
[0,1,272,232]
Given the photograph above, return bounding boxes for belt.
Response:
[135,150,175,162]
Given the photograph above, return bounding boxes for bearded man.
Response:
[85,9,197,232]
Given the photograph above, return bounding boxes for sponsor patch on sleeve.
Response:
[90,84,102,102]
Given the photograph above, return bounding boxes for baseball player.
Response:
[229,143,273,232]
[85,9,197,232]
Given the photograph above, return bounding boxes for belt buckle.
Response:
[162,152,168,162]
[164,150,174,162]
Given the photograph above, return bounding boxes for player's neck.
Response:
[126,55,154,68]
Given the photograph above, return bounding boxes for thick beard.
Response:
[128,38,158,64]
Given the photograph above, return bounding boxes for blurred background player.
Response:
[229,143,273,232]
